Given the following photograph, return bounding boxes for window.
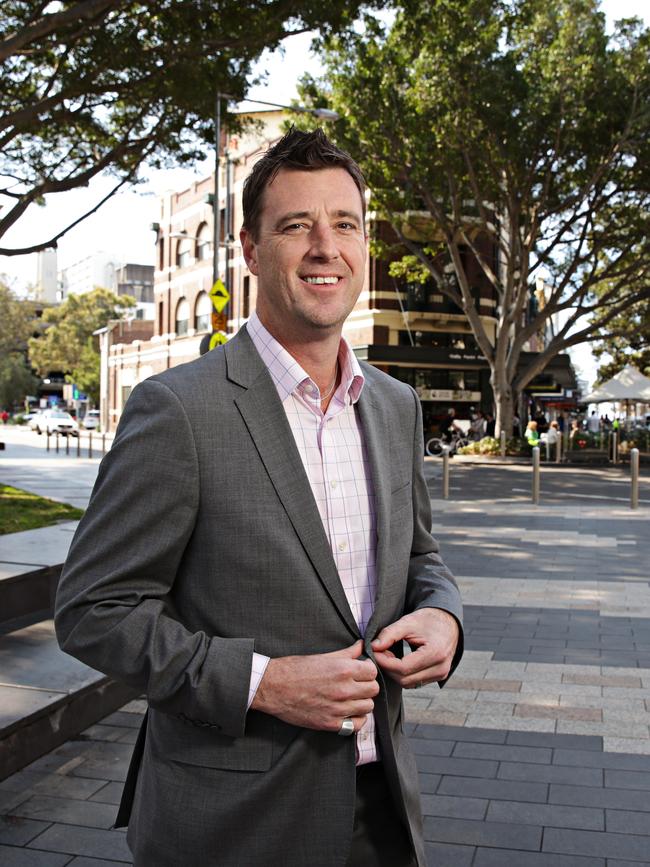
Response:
[195,292,212,332]
[196,223,212,261]
[175,298,190,335]
[176,238,193,269]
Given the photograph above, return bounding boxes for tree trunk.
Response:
[491,368,515,439]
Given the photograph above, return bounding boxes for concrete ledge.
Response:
[0,563,61,627]
[0,675,139,780]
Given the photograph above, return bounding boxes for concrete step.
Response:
[0,620,138,780]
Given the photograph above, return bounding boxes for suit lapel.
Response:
[226,330,360,639]
[356,386,392,637]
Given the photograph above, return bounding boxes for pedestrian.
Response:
[587,411,600,434]
[525,419,540,446]
[0,410,8,424]
[543,420,560,459]
[54,128,463,867]
[441,406,463,443]
[485,412,496,437]
[512,412,522,438]
[469,409,485,440]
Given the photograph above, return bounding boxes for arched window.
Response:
[175,298,190,336]
[196,223,213,261]
[195,292,212,333]
[176,237,193,269]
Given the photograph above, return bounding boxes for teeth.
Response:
[303,276,339,284]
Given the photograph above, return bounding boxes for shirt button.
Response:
[330,480,338,489]
[338,541,347,552]
[361,732,369,741]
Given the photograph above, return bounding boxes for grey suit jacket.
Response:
[55,325,463,867]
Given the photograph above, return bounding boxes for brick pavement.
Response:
[1,463,649,865]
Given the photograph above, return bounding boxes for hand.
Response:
[371,608,459,689]
[251,640,379,733]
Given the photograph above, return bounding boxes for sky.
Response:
[1,0,645,388]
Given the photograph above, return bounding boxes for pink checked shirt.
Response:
[247,311,379,765]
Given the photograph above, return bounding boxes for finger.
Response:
[327,640,365,659]
[371,622,407,651]
[392,661,452,689]
[351,657,379,682]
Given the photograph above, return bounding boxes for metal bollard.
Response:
[76,434,81,457]
[532,446,540,505]
[88,431,93,458]
[55,432,60,453]
[46,431,50,452]
[500,430,506,457]
[556,435,562,464]
[65,434,70,455]
[631,448,640,510]
[442,451,450,500]
[102,433,106,455]
[612,432,618,464]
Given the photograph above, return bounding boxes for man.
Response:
[55,128,463,867]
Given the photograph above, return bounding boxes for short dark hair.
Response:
[241,127,366,240]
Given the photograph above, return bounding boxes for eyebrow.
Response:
[274,209,362,229]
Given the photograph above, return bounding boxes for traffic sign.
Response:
[211,311,227,332]
[209,332,228,350]
[209,279,230,313]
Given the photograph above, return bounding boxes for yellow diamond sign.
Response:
[209,279,230,313]
[209,332,228,350]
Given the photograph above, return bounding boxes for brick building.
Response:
[101,110,573,433]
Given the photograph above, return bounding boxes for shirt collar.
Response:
[247,310,365,405]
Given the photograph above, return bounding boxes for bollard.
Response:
[65,434,70,455]
[46,431,50,452]
[612,431,618,464]
[88,431,93,458]
[442,451,450,500]
[500,430,506,457]
[532,446,540,505]
[631,448,640,510]
[55,432,60,453]
[556,435,562,464]
[102,433,106,455]
[76,433,81,457]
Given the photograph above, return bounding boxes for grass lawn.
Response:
[0,484,84,535]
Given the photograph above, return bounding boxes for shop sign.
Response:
[416,388,482,402]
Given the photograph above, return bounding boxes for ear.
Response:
[240,228,259,276]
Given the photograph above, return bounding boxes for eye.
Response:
[337,222,356,231]
[282,222,308,232]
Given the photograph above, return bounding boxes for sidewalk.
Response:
[1,460,649,865]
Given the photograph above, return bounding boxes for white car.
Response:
[82,409,100,430]
[30,409,79,437]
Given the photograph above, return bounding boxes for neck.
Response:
[256,312,342,395]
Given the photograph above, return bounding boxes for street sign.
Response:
[209,332,228,350]
[211,311,227,332]
[209,279,230,313]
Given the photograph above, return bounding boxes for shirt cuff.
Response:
[247,652,271,710]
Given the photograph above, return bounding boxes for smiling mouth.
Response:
[301,276,341,285]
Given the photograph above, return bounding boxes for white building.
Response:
[34,249,58,304]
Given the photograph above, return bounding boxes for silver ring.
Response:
[338,718,355,737]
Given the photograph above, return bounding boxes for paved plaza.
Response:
[1,437,649,865]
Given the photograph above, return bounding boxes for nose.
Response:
[307,222,339,260]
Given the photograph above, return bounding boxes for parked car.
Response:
[82,409,100,430]
[30,409,79,437]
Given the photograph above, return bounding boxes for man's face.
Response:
[240,167,367,344]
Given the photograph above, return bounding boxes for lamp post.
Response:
[212,92,339,299]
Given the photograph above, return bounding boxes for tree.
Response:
[297,0,650,434]
[0,0,372,256]
[592,297,650,381]
[28,287,135,404]
[0,282,39,408]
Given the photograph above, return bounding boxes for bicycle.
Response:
[425,430,470,457]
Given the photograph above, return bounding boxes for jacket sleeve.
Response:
[54,379,254,738]
[404,386,464,680]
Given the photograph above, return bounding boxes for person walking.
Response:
[54,128,463,867]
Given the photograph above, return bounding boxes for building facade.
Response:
[102,110,575,432]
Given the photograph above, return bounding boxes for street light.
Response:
[212,93,340,292]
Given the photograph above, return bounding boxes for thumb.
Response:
[327,639,364,659]
[371,623,403,651]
